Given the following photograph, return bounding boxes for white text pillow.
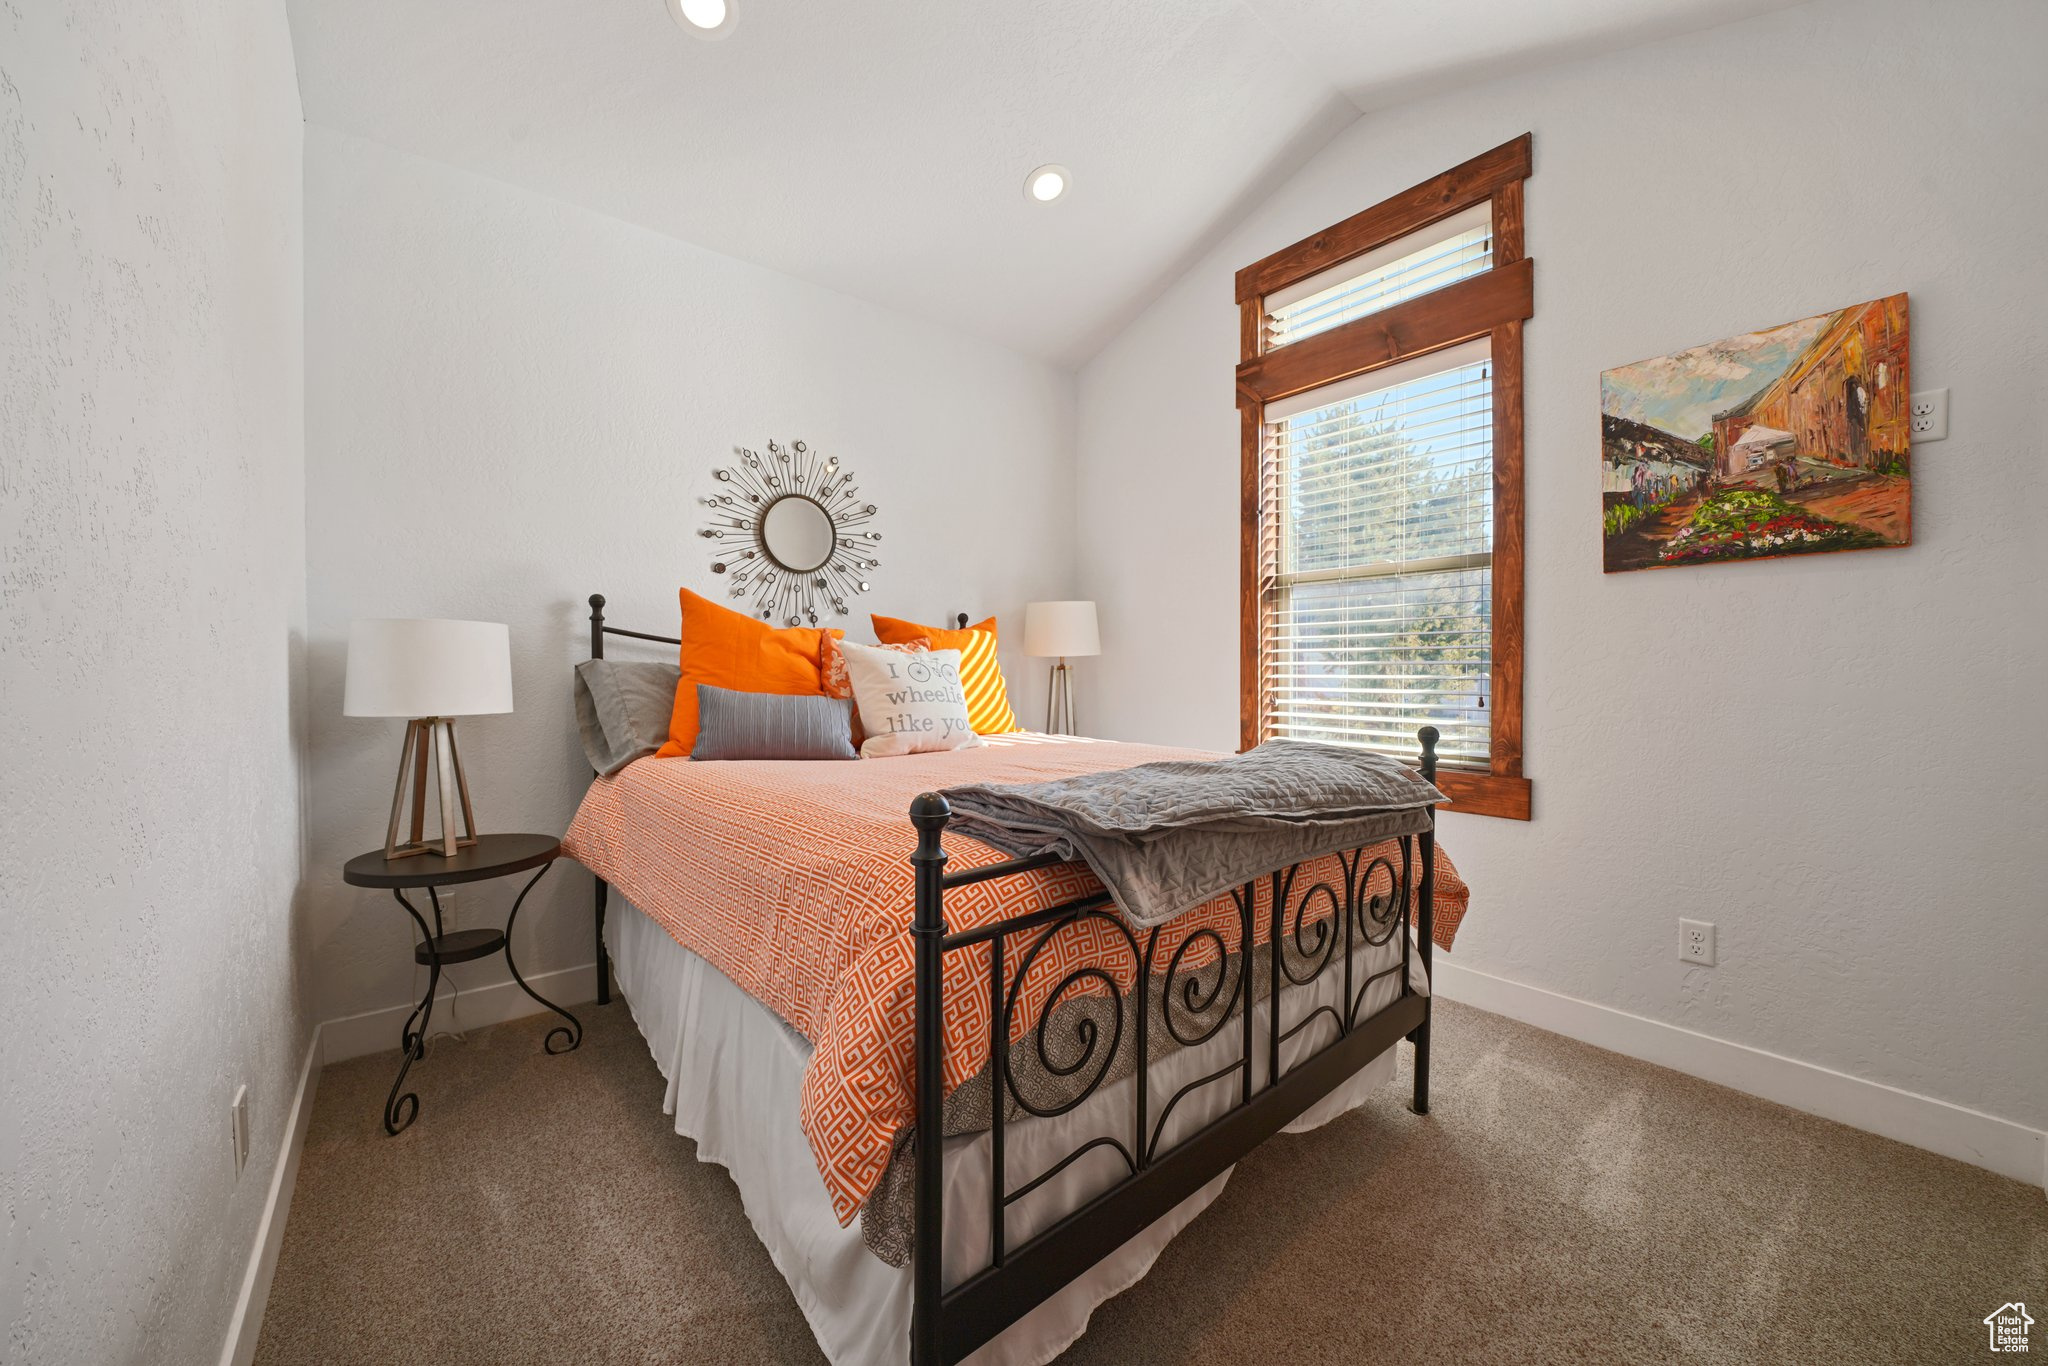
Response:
[838,641,984,758]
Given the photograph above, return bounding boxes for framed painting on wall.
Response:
[1601,293,1911,573]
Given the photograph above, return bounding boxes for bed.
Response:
[565,596,1467,1365]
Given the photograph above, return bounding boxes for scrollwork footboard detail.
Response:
[908,728,1442,1366]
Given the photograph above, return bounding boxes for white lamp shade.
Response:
[1023,601,1100,658]
[344,619,514,717]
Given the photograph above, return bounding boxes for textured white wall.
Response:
[0,3,309,1364]
[303,126,1077,1028]
[1076,0,2048,1131]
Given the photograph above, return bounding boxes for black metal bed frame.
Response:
[584,594,1436,1366]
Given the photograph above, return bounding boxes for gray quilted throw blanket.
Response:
[936,740,1444,929]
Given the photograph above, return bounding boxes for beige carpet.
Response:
[254,998,2045,1365]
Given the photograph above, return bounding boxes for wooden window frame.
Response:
[1237,134,1534,821]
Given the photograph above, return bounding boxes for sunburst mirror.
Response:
[697,439,881,626]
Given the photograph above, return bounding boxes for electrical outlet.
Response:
[230,1085,250,1177]
[1679,918,1716,966]
[1910,388,1948,442]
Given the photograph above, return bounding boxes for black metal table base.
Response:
[382,861,580,1135]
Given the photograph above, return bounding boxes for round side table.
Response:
[342,833,578,1135]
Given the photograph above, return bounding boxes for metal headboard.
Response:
[586,593,968,659]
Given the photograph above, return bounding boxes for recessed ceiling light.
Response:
[667,0,736,38]
[1024,164,1070,204]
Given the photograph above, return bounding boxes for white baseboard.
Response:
[216,964,604,1363]
[1433,960,2047,1193]
[320,962,599,1064]
[218,1027,322,1366]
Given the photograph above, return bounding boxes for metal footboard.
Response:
[907,728,1440,1365]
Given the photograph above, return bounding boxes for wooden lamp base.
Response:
[383,717,480,860]
[1043,658,1076,735]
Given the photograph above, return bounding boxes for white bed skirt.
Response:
[609,895,1422,1366]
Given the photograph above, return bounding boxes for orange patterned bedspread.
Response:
[562,734,1468,1224]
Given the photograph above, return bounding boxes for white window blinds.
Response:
[1256,339,1494,765]
[1262,204,1493,350]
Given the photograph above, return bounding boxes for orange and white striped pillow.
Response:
[869,614,1022,735]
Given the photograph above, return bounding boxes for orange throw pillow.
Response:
[870,614,1021,735]
[657,589,838,758]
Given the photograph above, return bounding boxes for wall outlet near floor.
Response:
[230,1084,250,1177]
[1909,388,1948,442]
[1679,918,1716,966]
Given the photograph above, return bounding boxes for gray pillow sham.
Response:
[690,685,858,761]
[574,659,681,776]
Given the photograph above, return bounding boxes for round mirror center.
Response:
[761,495,835,573]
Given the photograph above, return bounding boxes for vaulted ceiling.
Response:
[287,0,1803,366]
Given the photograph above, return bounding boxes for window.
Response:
[1263,204,1494,349]
[1237,136,1533,819]
[1263,341,1495,763]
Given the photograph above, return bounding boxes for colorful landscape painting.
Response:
[1601,294,1911,573]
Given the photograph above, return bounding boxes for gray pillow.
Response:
[690,685,858,761]
[574,659,681,776]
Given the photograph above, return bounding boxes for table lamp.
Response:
[344,619,514,860]
[1023,601,1100,735]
